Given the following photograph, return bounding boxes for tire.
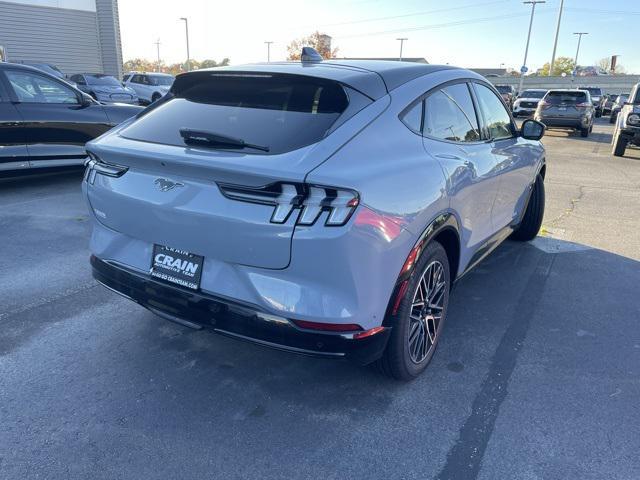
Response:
[589,124,593,133]
[612,130,628,157]
[580,126,589,137]
[511,174,545,241]
[376,241,450,381]
[595,110,602,118]
[609,115,616,124]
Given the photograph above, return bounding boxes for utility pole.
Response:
[518,1,545,95]
[264,41,273,62]
[396,38,407,61]
[179,17,190,72]
[548,0,564,76]
[573,32,588,76]
[154,38,161,72]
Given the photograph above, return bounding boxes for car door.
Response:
[420,81,501,260]
[0,73,29,171]
[127,75,143,102]
[4,68,112,168]
[472,82,540,230]
[138,75,152,103]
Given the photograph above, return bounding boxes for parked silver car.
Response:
[535,89,594,137]
[70,73,138,105]
[84,51,546,380]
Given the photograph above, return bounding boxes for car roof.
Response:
[547,89,588,93]
[0,62,54,73]
[177,60,462,99]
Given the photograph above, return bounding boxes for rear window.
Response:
[584,87,602,96]
[495,86,512,94]
[521,90,546,99]
[545,91,587,104]
[121,73,359,155]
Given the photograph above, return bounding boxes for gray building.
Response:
[0,0,123,78]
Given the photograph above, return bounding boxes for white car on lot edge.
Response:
[123,72,174,105]
[513,89,548,117]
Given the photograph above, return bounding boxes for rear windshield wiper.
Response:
[179,128,270,152]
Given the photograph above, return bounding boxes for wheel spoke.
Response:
[406,259,448,364]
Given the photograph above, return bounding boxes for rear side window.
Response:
[545,91,587,104]
[401,101,423,133]
[423,83,480,142]
[121,73,355,154]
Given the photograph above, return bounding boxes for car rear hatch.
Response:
[540,91,588,118]
[85,70,375,269]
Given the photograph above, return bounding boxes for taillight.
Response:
[576,102,591,108]
[218,182,359,227]
[84,152,128,184]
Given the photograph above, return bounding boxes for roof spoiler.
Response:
[301,47,323,63]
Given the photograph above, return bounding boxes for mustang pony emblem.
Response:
[154,178,184,192]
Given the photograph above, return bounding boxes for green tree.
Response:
[124,58,232,76]
[199,58,230,69]
[286,31,338,60]
[123,58,156,74]
[539,56,575,76]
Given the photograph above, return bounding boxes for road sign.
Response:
[520,65,528,74]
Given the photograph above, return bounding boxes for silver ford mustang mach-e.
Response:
[84,50,546,380]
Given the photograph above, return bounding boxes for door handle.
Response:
[434,153,464,161]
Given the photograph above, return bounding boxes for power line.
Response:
[565,7,640,16]
[332,10,552,40]
[307,0,511,29]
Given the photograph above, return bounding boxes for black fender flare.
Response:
[382,212,460,324]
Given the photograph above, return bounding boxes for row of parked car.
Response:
[14,62,175,106]
[494,84,634,142]
[0,62,179,172]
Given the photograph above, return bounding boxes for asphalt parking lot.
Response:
[1,119,639,479]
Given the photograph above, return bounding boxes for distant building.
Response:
[0,0,123,78]
[339,57,429,64]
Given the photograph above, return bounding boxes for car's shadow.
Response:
[114,236,639,411]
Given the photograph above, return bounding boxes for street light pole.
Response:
[573,32,588,75]
[264,41,273,62]
[154,39,161,72]
[396,38,407,61]
[548,0,564,76]
[179,17,190,72]
[518,1,545,95]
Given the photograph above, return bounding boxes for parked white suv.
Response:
[123,72,174,105]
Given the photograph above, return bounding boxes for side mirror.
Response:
[80,93,93,106]
[521,119,545,141]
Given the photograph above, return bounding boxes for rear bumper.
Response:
[536,116,586,128]
[91,255,391,364]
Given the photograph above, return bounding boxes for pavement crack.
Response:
[547,185,586,227]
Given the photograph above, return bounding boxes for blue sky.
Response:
[120,0,638,73]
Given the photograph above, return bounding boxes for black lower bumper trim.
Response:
[91,255,390,365]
